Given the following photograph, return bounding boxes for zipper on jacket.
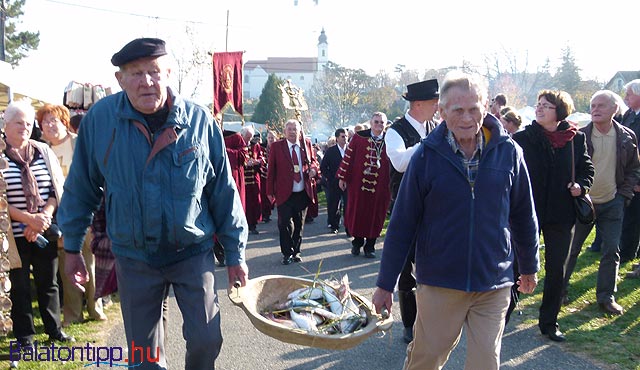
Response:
[103,128,116,166]
[467,184,475,292]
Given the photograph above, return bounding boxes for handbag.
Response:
[571,140,595,224]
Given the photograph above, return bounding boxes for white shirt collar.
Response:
[405,111,427,138]
[287,140,300,149]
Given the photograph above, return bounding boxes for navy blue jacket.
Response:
[376,115,539,292]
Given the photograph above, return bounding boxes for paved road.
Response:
[105,204,607,370]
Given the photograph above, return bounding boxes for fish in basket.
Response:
[228,274,393,350]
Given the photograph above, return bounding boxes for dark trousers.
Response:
[505,254,520,325]
[352,237,377,253]
[397,244,416,328]
[325,183,346,229]
[116,250,221,369]
[565,196,625,304]
[277,191,310,258]
[538,223,573,331]
[10,237,62,342]
[619,192,640,261]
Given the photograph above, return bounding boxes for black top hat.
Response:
[111,38,167,67]
[402,79,439,101]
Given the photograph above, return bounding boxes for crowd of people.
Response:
[1,35,639,369]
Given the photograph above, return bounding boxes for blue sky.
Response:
[11,0,638,105]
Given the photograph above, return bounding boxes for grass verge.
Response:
[519,231,640,370]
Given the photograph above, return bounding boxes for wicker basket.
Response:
[228,275,393,350]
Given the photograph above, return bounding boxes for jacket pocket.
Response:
[171,145,207,198]
[106,190,143,249]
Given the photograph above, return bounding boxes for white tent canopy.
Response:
[1,60,54,111]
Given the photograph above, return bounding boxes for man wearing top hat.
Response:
[57,37,249,369]
[384,79,440,344]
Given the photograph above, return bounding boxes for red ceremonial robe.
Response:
[244,142,263,227]
[337,129,390,239]
[224,131,248,210]
[260,144,275,219]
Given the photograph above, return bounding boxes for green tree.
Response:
[2,0,40,66]
[251,74,287,134]
[554,46,581,96]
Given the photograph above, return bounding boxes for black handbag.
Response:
[571,141,595,224]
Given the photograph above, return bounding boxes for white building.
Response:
[243,29,329,99]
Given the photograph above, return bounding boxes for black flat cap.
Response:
[111,38,167,67]
[402,79,439,101]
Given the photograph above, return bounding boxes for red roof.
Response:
[245,57,319,73]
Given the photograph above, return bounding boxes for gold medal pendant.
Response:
[293,165,300,173]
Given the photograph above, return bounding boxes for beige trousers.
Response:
[404,284,510,370]
[58,231,105,325]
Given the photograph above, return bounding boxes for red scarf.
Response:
[542,121,578,148]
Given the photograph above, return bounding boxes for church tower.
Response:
[317,28,328,72]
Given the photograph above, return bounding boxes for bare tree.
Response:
[170,25,212,100]
[309,61,374,129]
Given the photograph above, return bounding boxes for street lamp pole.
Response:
[0,0,6,62]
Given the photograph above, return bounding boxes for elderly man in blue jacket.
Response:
[57,38,248,369]
[373,71,539,370]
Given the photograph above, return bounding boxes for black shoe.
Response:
[403,327,413,344]
[345,228,351,237]
[217,260,226,267]
[13,339,33,352]
[263,217,271,223]
[292,255,302,263]
[249,228,260,235]
[540,327,566,342]
[282,256,293,265]
[49,331,75,343]
[305,217,314,223]
[331,228,339,234]
[364,251,376,259]
[351,246,360,256]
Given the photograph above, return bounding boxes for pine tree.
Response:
[2,0,40,66]
[251,74,287,134]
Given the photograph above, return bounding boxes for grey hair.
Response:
[284,119,302,130]
[4,99,36,124]
[590,90,621,109]
[438,71,488,108]
[624,79,640,95]
[240,125,255,137]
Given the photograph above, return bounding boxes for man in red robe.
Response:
[214,130,249,266]
[241,126,264,234]
[338,112,391,258]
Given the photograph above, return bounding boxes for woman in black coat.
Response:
[513,90,594,342]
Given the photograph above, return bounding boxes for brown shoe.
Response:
[599,301,624,315]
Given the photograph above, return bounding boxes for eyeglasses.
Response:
[535,103,556,110]
[41,118,61,126]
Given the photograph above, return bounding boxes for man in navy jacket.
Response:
[373,71,539,370]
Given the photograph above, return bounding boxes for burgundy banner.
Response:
[213,51,243,116]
